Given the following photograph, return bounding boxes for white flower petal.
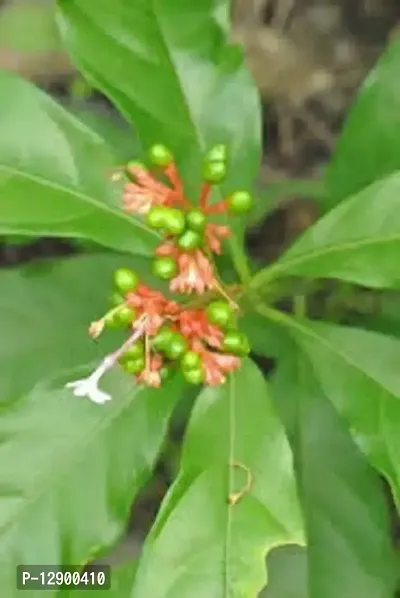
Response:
[65,376,112,404]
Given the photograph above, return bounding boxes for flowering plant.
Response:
[1,1,400,596]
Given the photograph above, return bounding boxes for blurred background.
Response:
[1,0,400,595]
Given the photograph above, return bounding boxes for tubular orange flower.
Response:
[192,338,241,386]
[123,163,180,214]
[156,243,216,294]
[137,354,164,388]
[178,309,223,348]
[204,223,231,255]
[171,250,215,295]
[125,283,179,335]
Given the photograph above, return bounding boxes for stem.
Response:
[199,182,211,209]
[206,199,228,214]
[101,315,148,373]
[294,295,306,318]
[228,234,252,285]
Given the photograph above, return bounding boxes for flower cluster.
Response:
[66,144,252,404]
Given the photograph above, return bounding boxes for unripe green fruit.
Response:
[110,292,124,306]
[181,351,201,370]
[125,160,146,179]
[122,341,145,360]
[104,311,120,329]
[164,208,186,235]
[149,144,173,167]
[114,268,139,293]
[203,160,227,184]
[165,333,188,360]
[186,209,206,232]
[153,326,175,351]
[223,331,250,356]
[206,144,227,164]
[177,229,202,251]
[152,256,177,280]
[183,367,204,385]
[206,300,233,329]
[146,206,169,229]
[123,357,145,375]
[117,305,136,326]
[160,365,173,381]
[228,190,252,214]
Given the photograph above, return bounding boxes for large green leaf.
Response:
[131,359,304,598]
[251,173,400,290]
[271,357,395,598]
[325,38,400,210]
[263,309,400,510]
[0,253,159,399]
[72,560,136,598]
[57,0,261,277]
[0,71,157,255]
[262,546,308,598]
[0,367,185,598]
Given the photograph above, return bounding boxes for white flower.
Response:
[65,315,148,405]
[65,356,113,405]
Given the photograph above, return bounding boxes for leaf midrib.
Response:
[0,164,160,240]
[270,233,400,279]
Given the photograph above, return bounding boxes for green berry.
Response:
[114,268,139,293]
[205,144,227,164]
[223,331,250,356]
[122,341,144,360]
[116,305,136,326]
[165,333,188,360]
[183,367,204,385]
[206,300,234,329]
[203,160,226,184]
[110,292,124,307]
[125,160,146,179]
[149,144,173,167]
[153,326,175,351]
[104,311,121,329]
[177,229,202,251]
[152,256,177,280]
[164,208,186,235]
[160,365,173,381]
[123,357,145,375]
[228,190,252,214]
[181,351,201,370]
[186,209,206,232]
[146,206,169,229]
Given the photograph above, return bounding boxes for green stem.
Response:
[294,294,306,319]
[227,234,252,285]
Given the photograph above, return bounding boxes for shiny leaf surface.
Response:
[0,71,157,255]
[131,359,304,598]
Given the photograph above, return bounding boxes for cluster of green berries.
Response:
[99,266,250,385]
[125,143,253,282]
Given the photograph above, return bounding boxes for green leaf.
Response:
[252,173,400,290]
[262,546,308,598]
[68,104,140,163]
[240,311,291,359]
[57,0,261,279]
[0,368,184,598]
[0,252,159,399]
[264,308,400,510]
[247,179,325,229]
[72,560,136,598]
[0,3,61,53]
[271,356,395,598]
[131,359,304,598]
[325,38,400,211]
[0,71,158,256]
